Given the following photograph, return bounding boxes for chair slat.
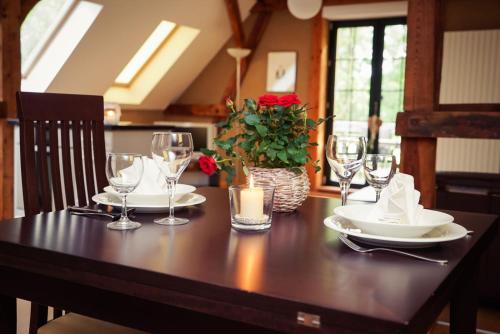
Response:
[61,121,75,207]
[29,303,48,334]
[83,120,97,203]
[36,121,52,212]
[19,120,40,216]
[92,120,107,192]
[72,120,87,206]
[49,121,64,210]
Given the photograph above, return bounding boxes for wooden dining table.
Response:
[0,187,497,334]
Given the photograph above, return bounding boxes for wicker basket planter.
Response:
[248,167,310,212]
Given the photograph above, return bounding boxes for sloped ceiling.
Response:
[46,0,255,109]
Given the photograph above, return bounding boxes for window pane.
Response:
[379,24,407,163]
[333,26,373,128]
[331,26,373,185]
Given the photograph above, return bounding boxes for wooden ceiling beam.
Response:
[21,0,39,21]
[165,103,227,118]
[224,0,245,47]
[251,0,286,13]
[396,111,500,139]
[220,10,272,102]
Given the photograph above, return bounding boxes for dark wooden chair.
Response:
[17,91,145,334]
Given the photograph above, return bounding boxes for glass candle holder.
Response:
[229,184,275,231]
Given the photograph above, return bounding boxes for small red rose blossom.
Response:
[225,97,234,109]
[258,94,279,107]
[278,93,301,107]
[198,155,218,175]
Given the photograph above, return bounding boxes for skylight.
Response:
[104,23,199,105]
[21,0,74,76]
[114,21,177,85]
[21,0,103,92]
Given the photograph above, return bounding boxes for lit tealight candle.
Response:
[240,175,264,220]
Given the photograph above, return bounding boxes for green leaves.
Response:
[255,124,268,137]
[277,151,288,163]
[200,148,215,156]
[198,95,326,184]
[244,114,260,126]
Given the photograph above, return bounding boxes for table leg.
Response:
[450,264,479,334]
[0,294,16,334]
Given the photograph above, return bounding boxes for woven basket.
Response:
[248,167,310,212]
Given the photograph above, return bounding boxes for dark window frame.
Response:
[323,17,406,187]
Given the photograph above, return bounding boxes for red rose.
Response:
[199,155,218,175]
[278,94,301,107]
[258,94,279,107]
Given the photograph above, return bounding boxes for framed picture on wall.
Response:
[266,51,297,92]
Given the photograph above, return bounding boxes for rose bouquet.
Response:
[199,93,326,184]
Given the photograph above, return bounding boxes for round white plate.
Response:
[324,215,468,248]
[92,192,206,213]
[104,184,196,205]
[334,204,453,238]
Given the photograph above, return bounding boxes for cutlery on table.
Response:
[338,234,448,265]
[68,206,135,221]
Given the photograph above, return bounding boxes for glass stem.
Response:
[339,181,350,206]
[121,194,128,221]
[167,178,177,219]
[375,189,381,202]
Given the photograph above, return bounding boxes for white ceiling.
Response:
[46,0,255,109]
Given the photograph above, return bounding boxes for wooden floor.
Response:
[16,299,500,333]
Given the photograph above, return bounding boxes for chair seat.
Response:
[38,313,148,334]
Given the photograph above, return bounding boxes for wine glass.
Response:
[105,153,144,230]
[363,154,397,202]
[326,135,367,206]
[151,132,193,225]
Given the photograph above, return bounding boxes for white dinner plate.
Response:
[334,204,453,238]
[324,215,468,249]
[104,184,196,205]
[92,192,206,213]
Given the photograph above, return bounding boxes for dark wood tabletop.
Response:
[0,187,497,333]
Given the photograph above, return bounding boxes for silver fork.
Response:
[70,211,117,220]
[338,234,448,265]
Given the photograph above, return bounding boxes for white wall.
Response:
[45,0,255,110]
[437,29,500,174]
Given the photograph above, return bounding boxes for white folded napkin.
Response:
[120,157,167,194]
[370,173,422,225]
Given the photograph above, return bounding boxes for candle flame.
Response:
[249,174,254,188]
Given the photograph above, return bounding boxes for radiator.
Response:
[436,29,500,174]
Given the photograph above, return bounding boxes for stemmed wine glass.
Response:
[105,153,144,230]
[325,135,367,206]
[363,154,397,202]
[151,132,193,225]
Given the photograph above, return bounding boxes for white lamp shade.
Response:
[227,48,251,59]
[287,0,322,20]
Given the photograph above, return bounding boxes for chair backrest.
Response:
[17,91,107,216]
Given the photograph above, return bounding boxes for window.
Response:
[104,22,199,105]
[324,17,407,186]
[21,0,73,76]
[114,21,177,86]
[21,0,103,92]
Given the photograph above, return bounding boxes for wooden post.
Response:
[1,0,22,219]
[400,0,442,208]
[306,14,328,190]
[224,0,245,47]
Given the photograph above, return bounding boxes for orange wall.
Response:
[177,10,313,104]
